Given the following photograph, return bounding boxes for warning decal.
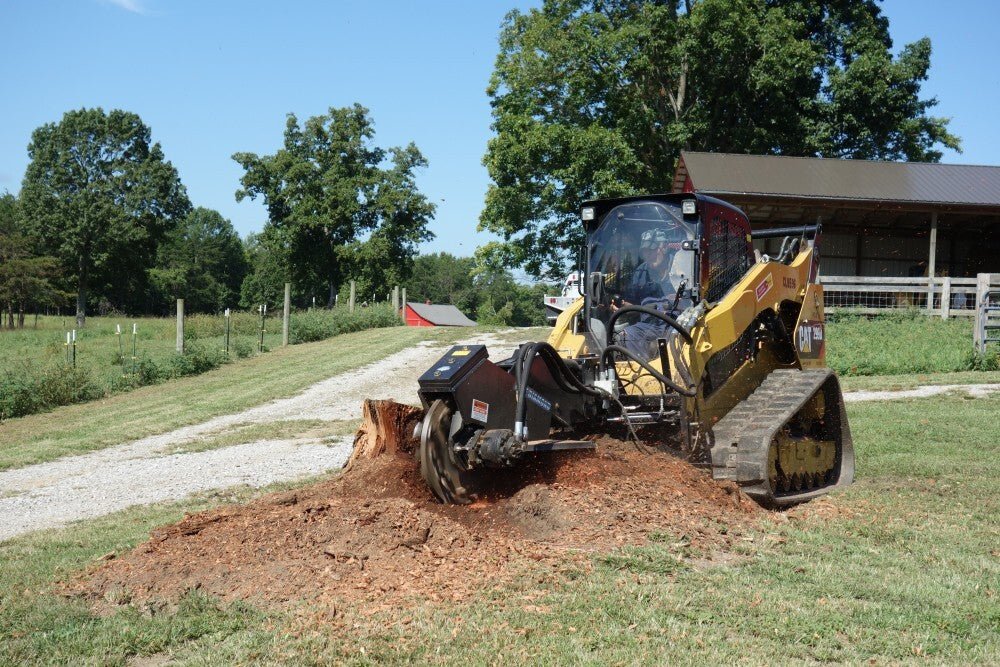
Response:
[471,399,489,423]
[755,274,774,301]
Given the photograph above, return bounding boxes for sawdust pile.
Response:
[76,400,760,609]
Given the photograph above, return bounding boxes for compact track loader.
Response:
[415,194,854,507]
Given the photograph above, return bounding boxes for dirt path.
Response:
[0,333,518,541]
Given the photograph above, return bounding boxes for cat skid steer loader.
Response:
[413,193,854,507]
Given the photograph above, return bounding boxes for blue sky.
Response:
[2,0,998,257]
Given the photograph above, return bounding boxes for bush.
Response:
[0,363,103,420]
[185,311,270,340]
[166,342,228,378]
[288,304,399,344]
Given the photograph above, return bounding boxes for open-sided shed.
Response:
[672,151,1000,279]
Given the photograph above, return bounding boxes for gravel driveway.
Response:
[0,333,517,541]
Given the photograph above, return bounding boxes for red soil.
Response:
[76,400,760,610]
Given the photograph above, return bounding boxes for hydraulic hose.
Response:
[599,345,697,397]
[606,305,693,347]
[512,341,606,438]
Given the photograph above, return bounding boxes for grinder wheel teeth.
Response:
[419,399,479,504]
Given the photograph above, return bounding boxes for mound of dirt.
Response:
[74,400,760,610]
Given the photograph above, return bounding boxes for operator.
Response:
[613,227,683,359]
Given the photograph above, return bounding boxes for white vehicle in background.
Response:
[543,272,582,324]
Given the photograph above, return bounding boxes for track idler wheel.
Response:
[419,399,482,504]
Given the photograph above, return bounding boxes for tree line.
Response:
[1,1,956,327]
[0,106,509,327]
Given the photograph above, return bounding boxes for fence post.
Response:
[974,273,990,353]
[400,287,407,322]
[349,280,356,313]
[282,282,291,347]
[224,308,231,356]
[926,212,938,312]
[940,277,951,319]
[391,285,399,313]
[176,299,185,354]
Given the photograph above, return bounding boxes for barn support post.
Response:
[927,212,938,312]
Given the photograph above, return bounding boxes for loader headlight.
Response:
[682,199,697,216]
[581,206,595,221]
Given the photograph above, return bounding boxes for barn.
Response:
[404,302,477,327]
[672,151,1000,279]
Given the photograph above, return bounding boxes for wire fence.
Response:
[819,275,978,317]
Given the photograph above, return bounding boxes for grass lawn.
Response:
[1,394,997,664]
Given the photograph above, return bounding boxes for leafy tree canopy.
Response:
[233,105,435,305]
[480,0,961,278]
[148,207,248,313]
[19,108,191,325]
[0,192,66,327]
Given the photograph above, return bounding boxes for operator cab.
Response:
[581,193,754,360]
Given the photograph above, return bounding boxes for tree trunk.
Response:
[327,281,336,308]
[345,399,423,470]
[17,307,24,329]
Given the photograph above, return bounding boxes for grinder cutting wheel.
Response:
[412,193,854,508]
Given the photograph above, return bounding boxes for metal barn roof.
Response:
[673,152,1000,209]
[405,302,477,327]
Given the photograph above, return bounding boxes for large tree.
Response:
[233,105,435,305]
[481,0,961,278]
[19,108,191,325]
[148,207,248,313]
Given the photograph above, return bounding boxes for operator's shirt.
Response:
[627,262,672,304]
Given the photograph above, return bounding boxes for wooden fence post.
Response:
[282,282,291,347]
[400,287,407,322]
[974,273,990,353]
[349,280,356,313]
[391,285,399,313]
[176,299,184,354]
[940,276,951,319]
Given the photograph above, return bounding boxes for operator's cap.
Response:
[640,227,671,248]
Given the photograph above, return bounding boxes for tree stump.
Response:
[346,399,424,470]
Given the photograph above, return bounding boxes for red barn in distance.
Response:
[404,302,477,328]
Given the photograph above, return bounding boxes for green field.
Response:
[1,393,997,664]
[0,307,400,421]
[0,325,471,470]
